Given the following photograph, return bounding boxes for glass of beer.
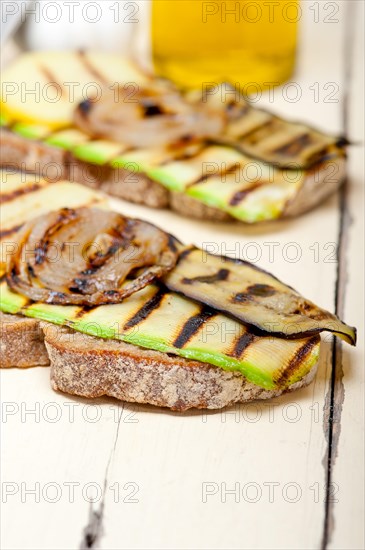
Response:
[151,0,298,90]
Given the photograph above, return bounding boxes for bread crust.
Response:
[0,312,318,408]
[0,312,49,368]
[0,129,345,222]
[44,324,318,411]
[0,129,68,181]
[68,158,170,208]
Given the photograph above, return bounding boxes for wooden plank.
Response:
[326,2,365,548]
[0,367,122,549]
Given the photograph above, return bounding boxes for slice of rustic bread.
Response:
[0,312,49,368]
[44,324,318,411]
[0,312,318,408]
[0,128,346,222]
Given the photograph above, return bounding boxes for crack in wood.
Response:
[79,405,124,549]
[80,503,105,549]
[321,2,356,547]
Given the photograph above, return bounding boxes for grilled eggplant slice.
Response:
[222,101,346,170]
[0,281,320,390]
[164,247,356,345]
[189,83,345,169]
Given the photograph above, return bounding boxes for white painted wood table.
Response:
[1,2,364,549]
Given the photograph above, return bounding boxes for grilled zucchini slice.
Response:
[0,281,320,390]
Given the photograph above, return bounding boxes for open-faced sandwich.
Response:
[1,51,347,224]
[0,173,356,410]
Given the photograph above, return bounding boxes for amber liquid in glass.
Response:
[152,0,298,90]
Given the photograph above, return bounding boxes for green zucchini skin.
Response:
[0,281,320,391]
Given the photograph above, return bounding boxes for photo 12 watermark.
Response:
[1,1,140,26]
[201,480,339,504]
[1,480,140,504]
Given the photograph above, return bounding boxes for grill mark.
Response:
[0,183,43,204]
[167,140,205,160]
[186,159,242,189]
[231,284,277,303]
[304,148,334,168]
[9,265,20,279]
[78,99,92,116]
[336,136,350,148]
[182,268,229,285]
[78,51,108,85]
[152,149,194,171]
[227,101,250,117]
[232,292,253,303]
[238,119,277,143]
[168,234,180,253]
[178,246,195,261]
[272,133,312,157]
[231,332,256,358]
[246,284,276,297]
[33,209,78,266]
[27,264,35,278]
[140,100,165,117]
[230,140,341,171]
[275,337,318,387]
[233,116,272,140]
[0,224,22,238]
[19,298,31,310]
[74,305,96,318]
[229,182,264,206]
[173,308,216,349]
[180,248,288,286]
[39,65,65,98]
[123,290,165,329]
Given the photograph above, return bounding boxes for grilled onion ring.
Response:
[74,81,226,148]
[6,208,179,306]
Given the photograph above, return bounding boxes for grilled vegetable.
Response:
[0,173,107,276]
[164,247,356,345]
[221,98,346,169]
[0,281,320,390]
[0,52,347,223]
[0,197,356,389]
[74,82,225,148]
[7,208,179,306]
[3,202,355,344]
[1,117,346,223]
[0,51,147,129]
[148,147,309,222]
